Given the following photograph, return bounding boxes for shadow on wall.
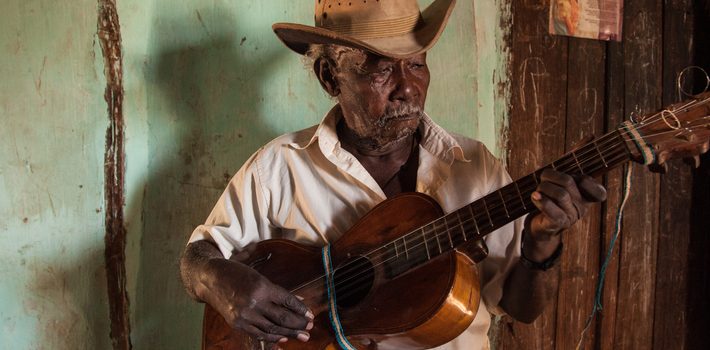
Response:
[22,247,109,350]
[131,6,284,348]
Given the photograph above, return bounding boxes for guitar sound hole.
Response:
[333,257,374,308]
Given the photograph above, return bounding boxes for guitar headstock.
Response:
[622,92,710,171]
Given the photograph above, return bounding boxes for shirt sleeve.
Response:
[187,149,273,259]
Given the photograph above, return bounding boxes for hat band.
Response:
[320,13,422,40]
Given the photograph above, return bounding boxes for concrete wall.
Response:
[1,0,509,348]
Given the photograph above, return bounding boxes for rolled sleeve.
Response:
[188,150,272,259]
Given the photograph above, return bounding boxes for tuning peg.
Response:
[683,156,702,168]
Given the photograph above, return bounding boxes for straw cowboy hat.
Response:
[273,0,456,58]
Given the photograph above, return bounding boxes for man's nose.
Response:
[390,64,417,102]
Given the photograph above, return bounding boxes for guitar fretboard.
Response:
[378,129,632,276]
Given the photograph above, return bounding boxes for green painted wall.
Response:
[1,0,509,348]
[0,0,112,349]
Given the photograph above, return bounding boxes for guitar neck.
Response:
[372,127,632,274]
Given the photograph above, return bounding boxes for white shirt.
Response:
[189,106,524,350]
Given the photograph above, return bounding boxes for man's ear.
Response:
[314,57,340,97]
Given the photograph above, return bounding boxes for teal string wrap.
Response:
[622,121,657,165]
[321,245,358,350]
[575,164,633,350]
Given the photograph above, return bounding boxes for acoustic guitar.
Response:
[202,92,710,350]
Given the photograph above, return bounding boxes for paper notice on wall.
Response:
[549,0,623,41]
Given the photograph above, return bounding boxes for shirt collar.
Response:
[290,104,469,164]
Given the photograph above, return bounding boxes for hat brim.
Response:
[272,0,456,59]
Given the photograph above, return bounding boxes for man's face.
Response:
[332,50,430,149]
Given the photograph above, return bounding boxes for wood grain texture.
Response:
[597,39,625,350]
[653,1,695,349]
[611,0,663,348]
[554,39,606,350]
[498,0,568,348]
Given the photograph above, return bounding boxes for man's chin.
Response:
[394,115,422,132]
[383,123,419,143]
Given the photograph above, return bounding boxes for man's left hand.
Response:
[527,169,607,251]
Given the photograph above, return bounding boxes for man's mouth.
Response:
[391,113,417,121]
[378,106,423,126]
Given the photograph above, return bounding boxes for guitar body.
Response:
[203,192,481,350]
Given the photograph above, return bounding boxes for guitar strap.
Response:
[321,245,358,350]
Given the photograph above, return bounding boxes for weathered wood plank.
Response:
[498,0,568,348]
[553,38,606,350]
[653,1,695,349]
[598,38,625,350]
[611,0,663,348]
[497,0,710,349]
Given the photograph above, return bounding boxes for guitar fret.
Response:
[403,235,409,260]
[456,211,467,241]
[421,229,431,260]
[434,226,443,254]
[482,197,494,227]
[445,221,454,248]
[514,181,527,210]
[593,139,609,168]
[467,205,480,237]
[572,151,584,174]
[498,190,510,218]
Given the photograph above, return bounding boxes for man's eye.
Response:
[378,66,393,74]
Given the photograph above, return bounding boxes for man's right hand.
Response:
[184,242,314,346]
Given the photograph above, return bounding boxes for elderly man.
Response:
[180,0,606,349]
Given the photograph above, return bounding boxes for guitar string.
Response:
[291,118,708,297]
[293,121,709,300]
[289,109,710,298]
[330,125,710,302]
[289,131,630,296]
[317,151,633,304]
[320,150,625,304]
[330,116,704,295]
[307,112,710,303]
[306,135,696,305]
[288,131,625,294]
[304,119,709,302]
